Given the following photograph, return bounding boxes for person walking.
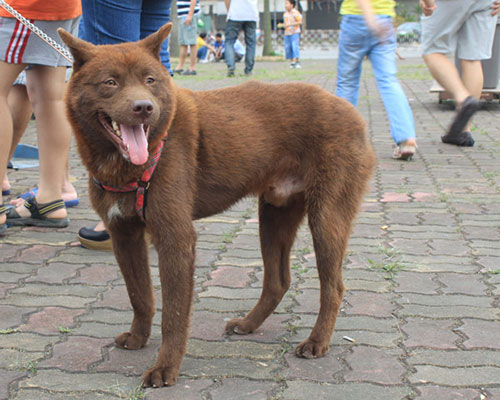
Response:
[224,0,259,77]
[282,0,302,68]
[174,0,200,75]
[336,0,417,160]
[0,0,81,231]
[420,0,500,146]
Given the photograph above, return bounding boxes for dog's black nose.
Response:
[132,100,154,117]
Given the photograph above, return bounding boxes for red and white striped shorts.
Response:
[0,16,79,67]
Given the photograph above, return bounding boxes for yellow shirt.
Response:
[196,36,206,48]
[340,0,396,17]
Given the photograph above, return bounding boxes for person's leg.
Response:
[177,45,188,70]
[243,21,257,74]
[197,45,208,61]
[369,20,416,147]
[292,33,300,66]
[2,83,31,194]
[284,34,293,65]
[460,59,484,132]
[0,61,26,226]
[225,20,240,74]
[188,44,197,72]
[423,53,470,105]
[335,16,368,106]
[13,66,70,220]
[141,0,172,72]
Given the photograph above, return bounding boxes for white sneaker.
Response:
[289,62,296,68]
[294,63,302,69]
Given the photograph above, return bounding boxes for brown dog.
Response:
[59,23,375,388]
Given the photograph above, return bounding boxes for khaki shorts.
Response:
[421,0,498,60]
[178,14,198,46]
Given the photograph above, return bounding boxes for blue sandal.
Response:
[17,187,79,208]
[0,204,7,235]
[6,197,69,228]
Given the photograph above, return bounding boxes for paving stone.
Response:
[69,264,119,285]
[11,390,119,400]
[402,318,459,349]
[9,245,64,263]
[398,293,492,308]
[394,272,439,294]
[145,378,214,400]
[282,381,409,400]
[17,370,138,395]
[11,283,105,298]
[0,294,94,308]
[399,304,499,320]
[38,336,110,371]
[344,346,405,384]
[24,263,80,284]
[206,378,277,400]
[282,347,343,381]
[408,349,500,367]
[457,319,500,349]
[0,348,44,371]
[96,340,159,375]
[343,292,396,317]
[410,365,500,386]
[19,307,86,335]
[198,287,261,299]
[186,339,280,360]
[203,266,254,288]
[0,370,25,400]
[0,306,37,329]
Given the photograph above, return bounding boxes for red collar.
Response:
[93,134,167,222]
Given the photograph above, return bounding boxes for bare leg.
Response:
[423,53,470,104]
[188,45,197,72]
[461,59,483,132]
[0,61,26,225]
[226,194,306,334]
[13,66,70,219]
[176,45,188,70]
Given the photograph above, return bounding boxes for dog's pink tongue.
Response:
[120,124,148,165]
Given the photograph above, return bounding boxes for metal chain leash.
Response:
[0,0,73,62]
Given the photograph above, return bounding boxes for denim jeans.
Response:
[336,15,415,144]
[284,33,300,60]
[80,0,173,73]
[225,20,256,74]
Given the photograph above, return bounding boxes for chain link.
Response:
[0,0,73,63]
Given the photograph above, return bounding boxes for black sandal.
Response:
[6,197,69,228]
[0,204,7,235]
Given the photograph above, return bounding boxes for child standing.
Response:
[282,0,302,68]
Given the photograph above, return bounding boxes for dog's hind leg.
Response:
[295,187,360,359]
[226,194,306,335]
[110,222,154,350]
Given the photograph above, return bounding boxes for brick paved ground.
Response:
[1,58,500,400]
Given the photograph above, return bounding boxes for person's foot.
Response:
[181,69,197,75]
[227,70,235,77]
[441,131,475,147]
[392,138,417,161]
[290,62,296,69]
[12,196,67,220]
[446,96,480,141]
[173,68,184,75]
[2,176,10,195]
[294,62,302,69]
[78,220,112,251]
[11,186,78,208]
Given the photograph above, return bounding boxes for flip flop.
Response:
[2,189,10,196]
[6,198,69,228]
[17,187,79,208]
[0,204,7,235]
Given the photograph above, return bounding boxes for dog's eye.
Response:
[146,77,155,84]
[104,79,117,86]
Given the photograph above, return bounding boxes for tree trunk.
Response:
[262,0,273,56]
[169,1,179,58]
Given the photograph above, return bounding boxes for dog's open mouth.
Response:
[98,112,150,165]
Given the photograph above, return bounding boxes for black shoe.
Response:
[78,226,112,251]
[227,70,235,77]
[446,96,479,139]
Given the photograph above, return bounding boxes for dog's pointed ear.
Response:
[58,28,96,72]
[140,23,172,59]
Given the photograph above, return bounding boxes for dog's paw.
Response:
[225,318,255,335]
[115,331,149,350]
[142,365,178,388]
[295,339,329,359]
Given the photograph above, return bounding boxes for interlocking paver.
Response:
[2,58,500,399]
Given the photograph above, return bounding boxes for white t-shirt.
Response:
[227,0,259,22]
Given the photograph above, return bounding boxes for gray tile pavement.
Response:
[1,58,499,399]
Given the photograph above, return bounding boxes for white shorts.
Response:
[0,16,80,67]
[421,0,498,60]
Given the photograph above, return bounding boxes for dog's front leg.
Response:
[109,220,154,350]
[142,221,196,387]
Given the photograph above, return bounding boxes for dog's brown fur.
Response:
[59,24,375,387]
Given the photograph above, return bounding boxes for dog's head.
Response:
[59,23,175,167]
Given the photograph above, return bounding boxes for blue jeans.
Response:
[336,15,415,144]
[225,20,256,74]
[80,0,173,73]
[197,45,208,60]
[284,33,300,60]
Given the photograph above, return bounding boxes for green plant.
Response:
[58,326,71,333]
[0,328,18,334]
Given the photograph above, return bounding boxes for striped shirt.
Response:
[177,0,200,17]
